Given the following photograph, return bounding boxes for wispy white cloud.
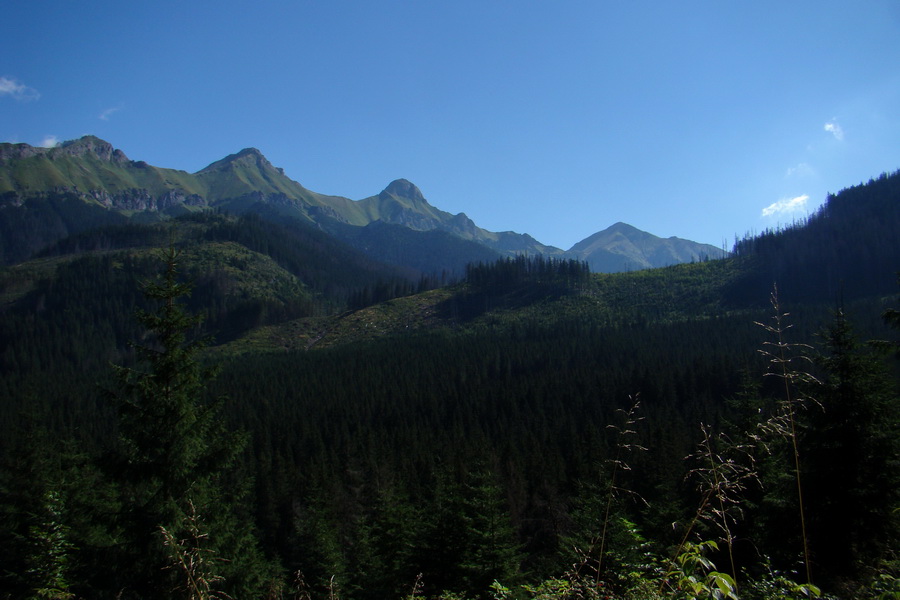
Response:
[824,120,844,141]
[39,135,60,148]
[762,194,809,217]
[0,76,40,101]
[785,163,814,179]
[99,106,121,121]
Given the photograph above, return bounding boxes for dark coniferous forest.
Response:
[1,168,900,599]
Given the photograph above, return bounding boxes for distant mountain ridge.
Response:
[0,136,723,271]
[568,222,726,272]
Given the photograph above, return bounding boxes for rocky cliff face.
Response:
[54,136,130,163]
[90,188,207,211]
[3,187,207,212]
[379,206,443,230]
[0,143,46,162]
[0,136,130,164]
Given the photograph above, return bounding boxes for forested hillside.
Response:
[0,172,899,599]
[731,171,900,304]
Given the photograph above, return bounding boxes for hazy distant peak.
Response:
[607,221,638,232]
[381,179,425,203]
[568,221,727,272]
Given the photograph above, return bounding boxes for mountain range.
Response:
[0,136,725,272]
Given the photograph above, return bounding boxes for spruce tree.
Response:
[0,418,74,599]
[805,309,900,579]
[103,245,270,598]
[459,466,521,595]
[417,462,520,597]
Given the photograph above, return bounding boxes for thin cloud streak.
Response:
[99,106,121,121]
[785,163,815,178]
[0,76,40,101]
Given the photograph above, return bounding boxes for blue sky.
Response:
[3,1,900,250]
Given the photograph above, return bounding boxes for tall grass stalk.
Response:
[597,394,646,585]
[691,424,758,588]
[404,573,424,600]
[159,500,231,600]
[755,285,820,593]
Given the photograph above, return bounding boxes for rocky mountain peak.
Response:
[226,147,270,167]
[568,221,727,272]
[235,147,264,158]
[382,179,426,203]
[198,146,277,174]
[57,136,129,163]
[607,221,638,233]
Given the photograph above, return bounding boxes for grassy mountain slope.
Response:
[0,136,204,199]
[193,147,354,221]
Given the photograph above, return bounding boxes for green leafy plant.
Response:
[662,540,738,600]
[740,559,823,600]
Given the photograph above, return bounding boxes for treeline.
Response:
[434,255,592,321]
[465,255,591,290]
[347,275,444,310]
